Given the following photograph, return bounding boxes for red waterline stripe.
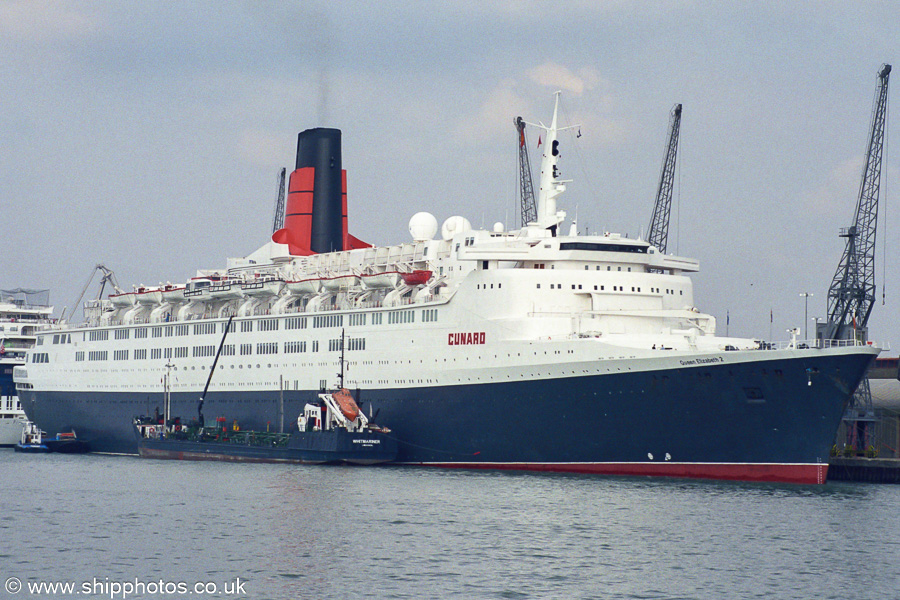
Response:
[403,462,829,485]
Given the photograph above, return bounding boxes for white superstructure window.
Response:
[193,323,216,335]
[285,317,307,330]
[258,319,279,332]
[256,342,278,355]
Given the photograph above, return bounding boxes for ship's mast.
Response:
[525,92,579,235]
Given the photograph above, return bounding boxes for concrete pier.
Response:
[828,457,900,483]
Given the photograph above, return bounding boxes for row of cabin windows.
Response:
[31,353,50,363]
[476,283,502,290]
[314,315,343,328]
[81,307,437,344]
[327,337,367,351]
[70,337,369,362]
[532,263,638,272]
[536,283,682,296]
[387,310,414,324]
[584,265,637,272]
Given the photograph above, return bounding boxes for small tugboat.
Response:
[14,421,49,453]
[14,421,90,453]
[43,431,91,454]
[134,323,397,464]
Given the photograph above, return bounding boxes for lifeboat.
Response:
[184,277,212,298]
[208,280,245,300]
[109,292,136,308]
[360,271,401,290]
[400,270,432,286]
[134,287,163,306]
[331,388,360,422]
[160,284,185,303]
[241,277,285,297]
[286,278,322,295]
[321,274,360,292]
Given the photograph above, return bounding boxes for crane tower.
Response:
[818,64,891,453]
[514,116,538,228]
[272,167,286,233]
[647,104,682,254]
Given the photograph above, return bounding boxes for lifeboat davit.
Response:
[400,270,432,286]
[332,388,360,422]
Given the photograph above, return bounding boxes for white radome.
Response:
[441,216,472,241]
[408,212,438,242]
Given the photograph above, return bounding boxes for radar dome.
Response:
[493,222,504,233]
[441,216,472,241]
[408,212,438,242]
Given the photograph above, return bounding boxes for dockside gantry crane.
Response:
[819,64,891,452]
[272,167,286,233]
[647,104,682,254]
[514,116,538,228]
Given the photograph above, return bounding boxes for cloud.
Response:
[0,0,102,42]
[451,79,534,145]
[800,156,863,217]
[527,62,604,96]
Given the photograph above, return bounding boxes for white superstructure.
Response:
[17,97,820,396]
[0,289,53,445]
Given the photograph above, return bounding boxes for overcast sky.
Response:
[2,1,899,350]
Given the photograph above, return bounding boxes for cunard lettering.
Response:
[448,332,486,345]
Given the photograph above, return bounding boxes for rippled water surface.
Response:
[2,451,898,599]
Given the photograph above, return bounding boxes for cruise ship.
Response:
[15,96,878,483]
[1,288,53,446]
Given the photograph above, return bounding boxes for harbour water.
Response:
[2,451,898,599]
